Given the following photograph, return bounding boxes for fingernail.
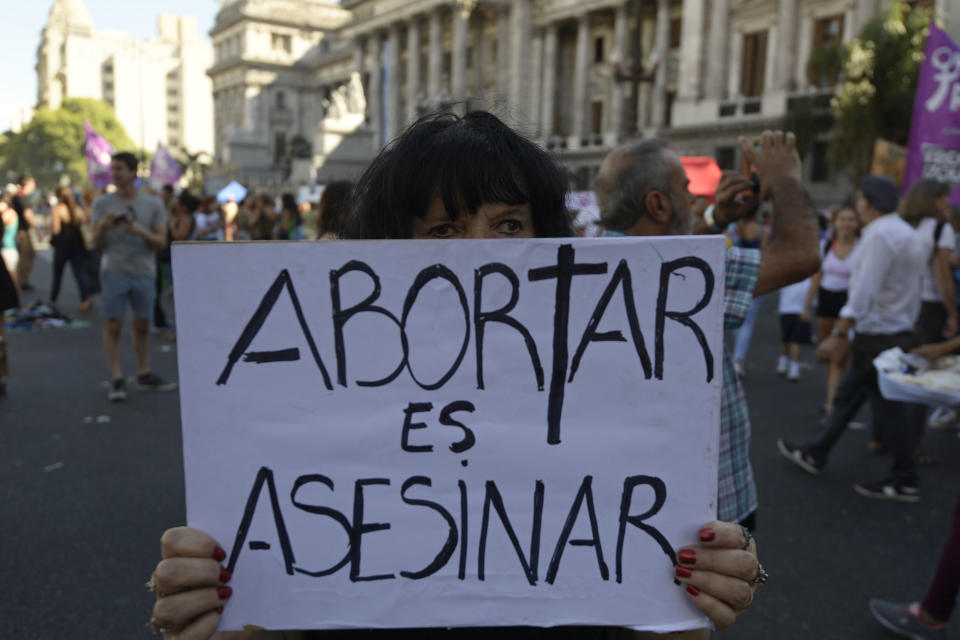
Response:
[686,585,700,597]
[216,606,224,614]
[675,566,693,579]
[212,546,226,562]
[219,567,232,583]
[678,549,697,565]
[218,586,233,600]
[699,529,716,542]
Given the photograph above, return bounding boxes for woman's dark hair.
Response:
[55,186,81,225]
[345,111,571,239]
[318,180,353,236]
[281,193,300,225]
[901,178,951,222]
[178,191,201,213]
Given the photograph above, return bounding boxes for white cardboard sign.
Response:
[172,237,725,633]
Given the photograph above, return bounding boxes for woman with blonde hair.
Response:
[49,186,92,313]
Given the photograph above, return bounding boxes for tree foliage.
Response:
[0,98,135,190]
[828,1,932,182]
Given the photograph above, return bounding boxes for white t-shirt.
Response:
[779,278,812,315]
[839,213,926,334]
[820,240,859,292]
[916,217,956,302]
[194,211,224,241]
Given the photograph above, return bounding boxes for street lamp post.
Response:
[611,0,658,134]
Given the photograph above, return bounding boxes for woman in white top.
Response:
[802,206,859,412]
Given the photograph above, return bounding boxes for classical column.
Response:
[570,12,590,148]
[497,7,510,96]
[651,0,670,127]
[472,11,485,100]
[368,32,382,149]
[705,0,730,100]
[528,29,543,137]
[451,6,469,99]
[353,37,365,77]
[775,0,798,91]
[428,8,443,104]
[609,3,627,143]
[541,22,558,138]
[386,24,401,142]
[508,0,533,118]
[406,18,421,123]
[678,0,705,100]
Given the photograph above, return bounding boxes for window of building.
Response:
[274,132,287,162]
[811,141,830,182]
[591,101,603,135]
[670,18,682,49]
[276,91,286,109]
[271,33,292,53]
[716,146,736,171]
[740,30,768,97]
[594,37,605,64]
[809,15,845,87]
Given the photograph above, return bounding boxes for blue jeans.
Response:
[733,296,763,363]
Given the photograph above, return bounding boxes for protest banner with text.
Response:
[172,237,725,633]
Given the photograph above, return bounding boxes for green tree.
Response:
[828,1,933,181]
[0,98,135,190]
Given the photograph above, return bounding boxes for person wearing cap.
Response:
[778,175,930,501]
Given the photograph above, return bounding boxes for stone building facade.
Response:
[214,0,956,199]
[207,0,352,185]
[36,0,215,157]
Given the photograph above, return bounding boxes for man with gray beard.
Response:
[594,131,821,531]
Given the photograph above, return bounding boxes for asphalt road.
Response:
[1,249,958,639]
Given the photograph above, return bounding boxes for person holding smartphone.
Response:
[91,152,177,401]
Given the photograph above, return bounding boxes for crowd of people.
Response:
[0,109,957,639]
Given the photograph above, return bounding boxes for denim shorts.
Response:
[101,269,155,319]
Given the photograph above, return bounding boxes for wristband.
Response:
[830,327,847,339]
[703,206,723,233]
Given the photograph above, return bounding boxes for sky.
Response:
[0,0,221,132]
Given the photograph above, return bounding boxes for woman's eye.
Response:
[498,219,523,234]
[429,224,457,238]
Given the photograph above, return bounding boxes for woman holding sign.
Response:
[147,111,764,640]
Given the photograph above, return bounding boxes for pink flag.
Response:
[83,120,113,189]
[150,143,182,185]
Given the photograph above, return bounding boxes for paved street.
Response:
[1,249,958,639]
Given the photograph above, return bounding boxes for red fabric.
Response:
[680,156,723,200]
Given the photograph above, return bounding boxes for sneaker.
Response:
[734,360,745,378]
[787,361,800,382]
[928,406,959,430]
[108,378,128,402]
[868,599,948,640]
[135,372,178,392]
[854,478,920,503]
[776,355,788,375]
[777,439,823,476]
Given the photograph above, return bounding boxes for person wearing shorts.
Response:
[778,278,813,381]
[91,152,177,401]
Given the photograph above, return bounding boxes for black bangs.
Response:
[431,115,532,221]
[345,110,572,240]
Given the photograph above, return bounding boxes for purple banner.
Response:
[904,23,960,205]
[150,143,182,185]
[83,120,113,190]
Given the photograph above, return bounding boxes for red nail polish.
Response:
[216,606,224,614]
[212,547,227,562]
[699,529,716,542]
[686,585,700,596]
[678,549,697,565]
[675,566,693,579]
[218,586,233,600]
[219,567,232,584]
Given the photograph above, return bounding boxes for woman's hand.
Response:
[150,527,233,639]
[672,521,762,630]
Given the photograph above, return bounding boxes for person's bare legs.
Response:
[132,317,151,376]
[104,318,124,381]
